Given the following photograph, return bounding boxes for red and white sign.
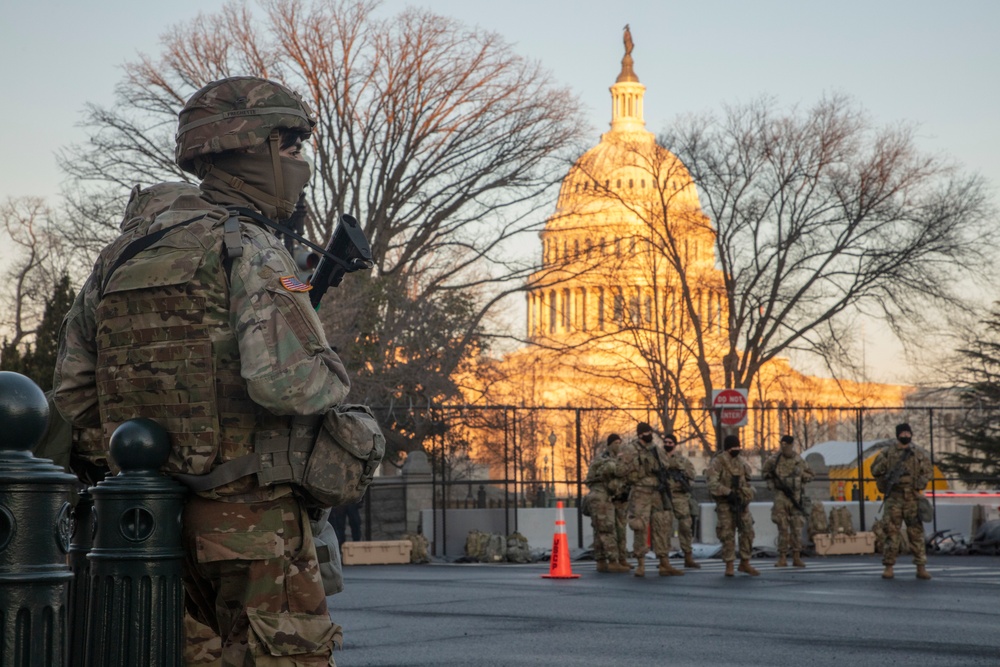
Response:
[711,388,748,427]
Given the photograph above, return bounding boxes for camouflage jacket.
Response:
[659,449,696,496]
[617,438,661,489]
[762,453,814,495]
[53,186,350,500]
[706,452,754,504]
[871,443,932,496]
[584,449,617,496]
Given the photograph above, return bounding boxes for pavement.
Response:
[328,555,999,667]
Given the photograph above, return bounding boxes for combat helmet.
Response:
[175,76,316,174]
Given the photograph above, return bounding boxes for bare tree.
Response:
[0,198,74,351]
[562,95,996,450]
[56,0,589,453]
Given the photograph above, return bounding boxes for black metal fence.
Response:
[361,404,999,553]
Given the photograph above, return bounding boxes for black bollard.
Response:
[0,371,78,667]
[67,488,95,667]
[86,418,187,667]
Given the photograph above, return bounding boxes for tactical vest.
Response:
[94,202,311,500]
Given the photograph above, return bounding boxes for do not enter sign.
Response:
[711,388,748,427]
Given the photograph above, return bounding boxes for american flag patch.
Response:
[279,275,313,292]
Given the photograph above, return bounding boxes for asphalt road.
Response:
[328,555,999,667]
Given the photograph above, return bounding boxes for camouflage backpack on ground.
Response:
[506,532,532,563]
[828,507,856,536]
[808,500,828,538]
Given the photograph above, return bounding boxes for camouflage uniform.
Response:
[706,450,755,568]
[618,435,675,574]
[584,448,622,569]
[871,443,932,570]
[762,450,813,563]
[54,78,349,666]
[660,447,699,565]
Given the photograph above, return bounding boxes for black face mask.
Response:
[898,437,912,445]
[640,433,653,443]
[728,449,741,458]
[663,443,676,452]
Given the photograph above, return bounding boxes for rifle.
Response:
[666,468,692,495]
[308,214,374,309]
[727,474,745,525]
[879,447,914,506]
[652,456,674,512]
[766,464,805,514]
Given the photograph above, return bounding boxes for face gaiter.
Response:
[200,132,312,221]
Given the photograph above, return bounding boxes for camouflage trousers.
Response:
[182,495,339,667]
[770,496,805,555]
[626,486,672,559]
[588,490,620,563]
[671,493,695,555]
[881,493,927,566]
[715,501,754,562]
[613,499,629,558]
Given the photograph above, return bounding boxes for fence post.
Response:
[86,418,187,667]
[855,407,866,530]
[0,371,77,667]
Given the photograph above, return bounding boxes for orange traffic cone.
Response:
[542,501,580,579]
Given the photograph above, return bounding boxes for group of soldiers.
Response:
[585,421,935,580]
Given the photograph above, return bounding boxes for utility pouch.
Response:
[309,507,343,596]
[303,404,385,507]
[916,495,934,523]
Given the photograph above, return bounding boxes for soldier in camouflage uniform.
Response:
[707,435,759,577]
[871,423,933,580]
[605,434,633,571]
[54,77,350,666]
[660,433,701,569]
[584,434,630,573]
[618,422,684,577]
[762,435,814,567]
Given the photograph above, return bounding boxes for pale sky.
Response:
[2,0,998,383]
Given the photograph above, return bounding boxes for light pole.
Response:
[548,431,557,497]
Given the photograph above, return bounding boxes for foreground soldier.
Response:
[54,77,351,665]
[707,435,759,577]
[584,434,630,573]
[871,423,933,580]
[619,422,682,577]
[659,433,701,569]
[762,435,814,567]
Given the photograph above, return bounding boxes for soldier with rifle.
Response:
[707,435,758,577]
[762,435,814,568]
[619,422,682,576]
[871,423,933,580]
[657,432,702,569]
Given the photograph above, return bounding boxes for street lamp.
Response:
[548,431,557,496]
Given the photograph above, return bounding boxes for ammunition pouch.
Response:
[176,404,385,508]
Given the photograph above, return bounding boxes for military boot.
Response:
[607,561,631,573]
[881,565,894,579]
[683,552,701,569]
[738,559,760,576]
[774,553,787,567]
[634,557,645,577]
[724,560,735,577]
[619,557,635,570]
[658,557,684,577]
[792,552,806,568]
[596,560,609,573]
[916,565,932,580]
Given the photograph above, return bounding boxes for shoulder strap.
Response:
[100,213,209,295]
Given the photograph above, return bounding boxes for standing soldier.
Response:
[53,77,351,665]
[871,423,933,580]
[619,422,683,577]
[584,434,630,573]
[707,435,759,577]
[606,434,634,572]
[659,432,701,569]
[762,435,814,568]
